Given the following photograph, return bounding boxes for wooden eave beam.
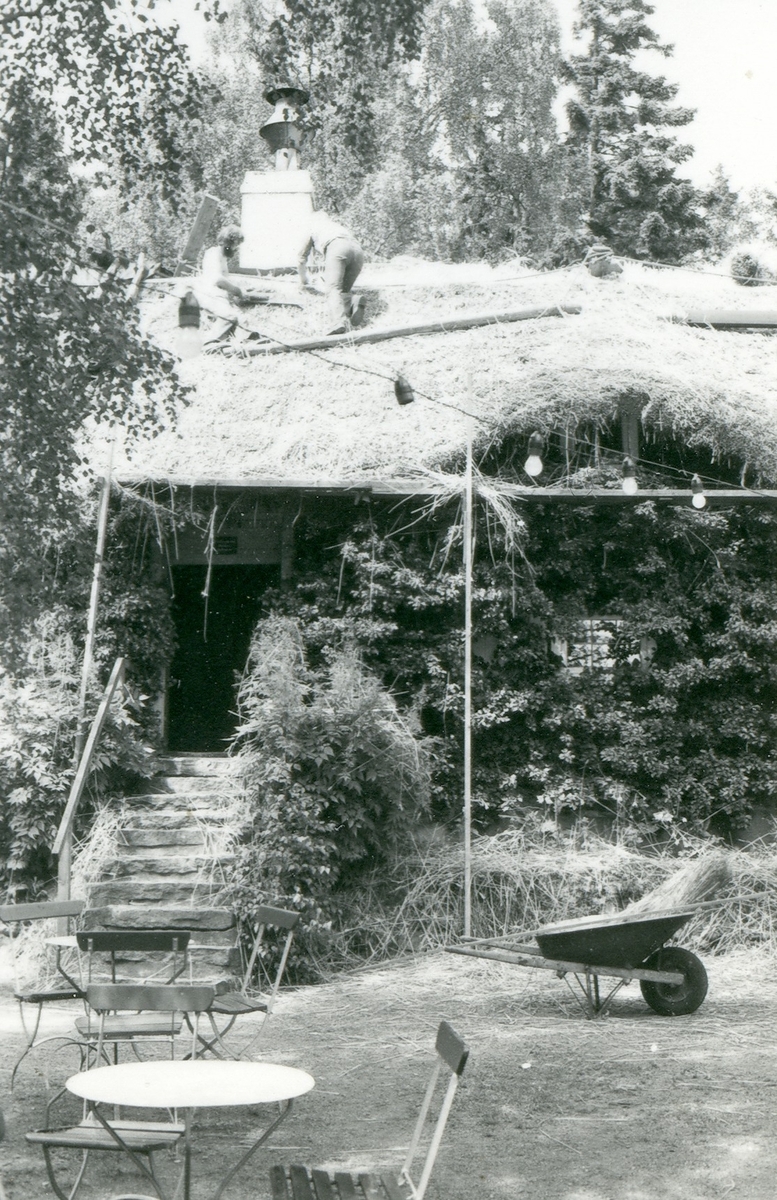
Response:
[117,476,777,505]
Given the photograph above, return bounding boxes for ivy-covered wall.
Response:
[251,490,777,840]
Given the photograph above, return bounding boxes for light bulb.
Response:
[691,474,706,509]
[524,432,544,478]
[621,457,638,494]
[172,325,203,360]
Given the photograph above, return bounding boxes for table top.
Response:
[45,935,78,948]
[67,1060,315,1109]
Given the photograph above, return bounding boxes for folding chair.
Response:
[200,905,299,1058]
[75,978,207,1064]
[76,929,191,984]
[270,1021,469,1200]
[0,900,86,1087]
[72,931,192,1056]
[26,983,215,1200]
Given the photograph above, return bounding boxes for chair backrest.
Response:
[86,983,214,1013]
[77,929,192,984]
[0,900,84,926]
[0,900,84,991]
[240,905,300,1013]
[85,983,215,1061]
[400,1021,469,1200]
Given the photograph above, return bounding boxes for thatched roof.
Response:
[98,259,777,492]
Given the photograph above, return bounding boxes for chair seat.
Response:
[271,1165,409,1200]
[209,991,269,1016]
[15,987,83,1004]
[75,1013,183,1038]
[26,1122,181,1152]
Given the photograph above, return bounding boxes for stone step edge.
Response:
[84,905,236,930]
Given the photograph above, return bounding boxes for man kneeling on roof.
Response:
[200,224,258,345]
[298,210,366,336]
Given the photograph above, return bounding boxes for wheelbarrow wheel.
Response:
[640,946,708,1016]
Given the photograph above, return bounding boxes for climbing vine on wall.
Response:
[252,493,777,839]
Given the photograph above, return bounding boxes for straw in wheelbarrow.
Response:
[623,851,732,915]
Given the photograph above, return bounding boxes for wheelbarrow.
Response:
[447,908,708,1019]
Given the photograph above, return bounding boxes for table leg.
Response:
[184,1110,192,1200]
[87,1103,173,1200]
[209,1099,293,1200]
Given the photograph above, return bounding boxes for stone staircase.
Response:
[82,754,243,983]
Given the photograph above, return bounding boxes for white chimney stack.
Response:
[240,85,314,272]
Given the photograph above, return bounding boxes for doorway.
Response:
[167,564,280,752]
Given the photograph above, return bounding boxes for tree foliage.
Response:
[0,0,212,198]
[411,0,565,260]
[0,2,199,662]
[565,0,706,260]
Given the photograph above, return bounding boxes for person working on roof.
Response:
[298,210,366,335]
[199,224,254,345]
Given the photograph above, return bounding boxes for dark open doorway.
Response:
[167,564,280,752]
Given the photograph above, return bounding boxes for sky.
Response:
[169,0,777,192]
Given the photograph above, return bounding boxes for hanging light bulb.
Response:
[691,474,707,509]
[621,456,638,495]
[173,290,203,360]
[524,431,544,478]
[394,374,416,406]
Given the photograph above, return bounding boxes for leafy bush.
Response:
[223,616,433,978]
[0,615,154,898]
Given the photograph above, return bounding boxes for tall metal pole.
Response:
[463,433,474,937]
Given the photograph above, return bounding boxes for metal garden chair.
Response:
[198,905,299,1058]
[76,929,192,985]
[270,1020,469,1200]
[71,931,193,1058]
[26,983,215,1200]
[0,899,86,1087]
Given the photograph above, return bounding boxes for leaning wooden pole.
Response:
[463,434,474,938]
[76,462,112,750]
[58,458,112,906]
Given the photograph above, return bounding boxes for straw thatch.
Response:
[92,259,777,489]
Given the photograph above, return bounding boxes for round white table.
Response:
[67,1059,315,1200]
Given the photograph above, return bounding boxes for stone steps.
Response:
[82,754,243,983]
[122,830,206,849]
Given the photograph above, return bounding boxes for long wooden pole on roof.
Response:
[234,303,582,356]
[463,433,474,938]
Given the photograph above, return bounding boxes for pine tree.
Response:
[566,0,706,261]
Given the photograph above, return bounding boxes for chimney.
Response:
[240,84,314,272]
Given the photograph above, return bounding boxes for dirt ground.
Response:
[2,947,777,1200]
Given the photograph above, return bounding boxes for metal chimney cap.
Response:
[264,84,310,107]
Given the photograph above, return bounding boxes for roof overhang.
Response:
[117,476,777,506]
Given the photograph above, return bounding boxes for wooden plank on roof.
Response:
[174,194,220,275]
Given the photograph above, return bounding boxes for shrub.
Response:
[223,615,433,978]
[0,614,154,898]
